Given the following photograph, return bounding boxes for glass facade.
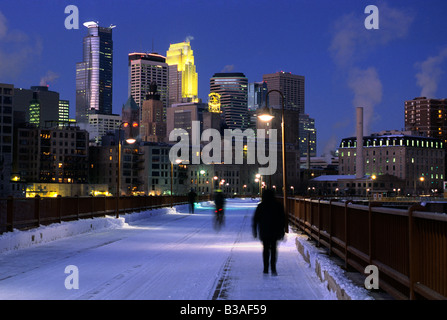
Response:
[210,73,249,130]
[76,22,114,124]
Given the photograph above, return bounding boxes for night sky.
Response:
[1,0,447,156]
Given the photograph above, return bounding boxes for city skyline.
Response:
[1,0,447,156]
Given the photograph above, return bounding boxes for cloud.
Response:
[39,70,60,86]
[415,47,447,98]
[329,3,413,136]
[348,67,383,134]
[329,3,414,68]
[0,10,42,79]
[221,64,235,73]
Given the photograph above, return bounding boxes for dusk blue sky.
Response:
[1,0,447,156]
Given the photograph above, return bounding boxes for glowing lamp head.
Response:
[257,105,274,122]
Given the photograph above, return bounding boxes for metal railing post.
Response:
[7,196,13,232]
[34,195,40,228]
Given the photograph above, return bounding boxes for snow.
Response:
[0,198,372,300]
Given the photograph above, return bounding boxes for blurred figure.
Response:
[188,188,197,214]
[252,189,285,275]
[213,189,226,230]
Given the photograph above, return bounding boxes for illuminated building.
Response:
[13,123,89,184]
[208,93,221,113]
[76,21,115,125]
[90,131,145,195]
[209,72,249,130]
[405,97,447,144]
[128,52,168,117]
[58,100,70,123]
[405,97,447,178]
[121,95,140,142]
[166,41,198,105]
[339,130,444,195]
[299,114,317,158]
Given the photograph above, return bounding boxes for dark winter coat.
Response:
[188,191,197,204]
[252,189,286,241]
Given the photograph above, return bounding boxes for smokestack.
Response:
[356,107,365,179]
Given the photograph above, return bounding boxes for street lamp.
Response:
[116,122,137,218]
[258,89,288,233]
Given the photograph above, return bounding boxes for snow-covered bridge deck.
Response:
[0,198,357,300]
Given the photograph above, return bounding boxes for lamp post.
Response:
[255,173,262,197]
[116,122,137,218]
[170,159,182,207]
[212,175,218,195]
[371,174,377,200]
[257,89,288,233]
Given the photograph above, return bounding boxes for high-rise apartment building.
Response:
[76,21,115,125]
[128,52,169,115]
[405,97,447,144]
[263,71,305,113]
[210,72,249,130]
[166,41,198,106]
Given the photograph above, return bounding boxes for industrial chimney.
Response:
[356,107,365,179]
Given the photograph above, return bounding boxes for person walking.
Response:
[187,189,197,214]
[252,189,286,275]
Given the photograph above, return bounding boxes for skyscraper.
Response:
[263,71,305,113]
[128,52,168,115]
[166,41,198,106]
[299,113,317,158]
[248,81,268,111]
[140,87,166,143]
[76,21,115,125]
[210,72,249,130]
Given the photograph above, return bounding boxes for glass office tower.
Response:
[76,21,115,124]
[210,73,249,130]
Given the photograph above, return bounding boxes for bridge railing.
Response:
[0,194,209,235]
[286,197,447,300]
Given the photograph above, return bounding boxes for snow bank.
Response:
[0,204,188,254]
[295,234,373,300]
[0,216,125,254]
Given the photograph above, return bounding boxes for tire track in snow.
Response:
[210,213,248,300]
